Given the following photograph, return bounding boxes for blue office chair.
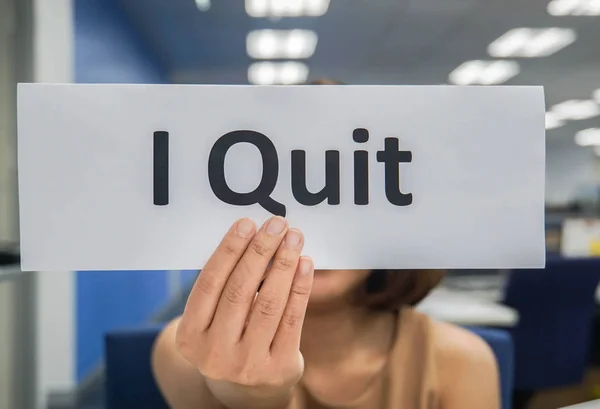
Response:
[105,325,514,409]
[503,258,600,409]
[105,324,169,409]
[465,327,514,409]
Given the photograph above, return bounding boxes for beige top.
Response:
[289,308,439,409]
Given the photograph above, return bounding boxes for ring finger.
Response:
[210,216,289,340]
[243,228,304,348]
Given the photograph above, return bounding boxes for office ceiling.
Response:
[118,0,600,151]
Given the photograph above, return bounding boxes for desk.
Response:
[417,288,519,327]
[445,270,600,304]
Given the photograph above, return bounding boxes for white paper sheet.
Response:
[17,84,546,271]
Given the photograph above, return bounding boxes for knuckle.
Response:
[281,311,303,328]
[221,242,239,257]
[195,272,218,295]
[223,279,246,304]
[255,291,281,317]
[271,255,296,272]
[290,282,311,298]
[249,241,271,258]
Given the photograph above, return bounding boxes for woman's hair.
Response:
[306,78,345,85]
[306,77,445,311]
[357,269,445,311]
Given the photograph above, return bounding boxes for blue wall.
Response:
[75,0,170,382]
[181,270,199,286]
[75,0,166,84]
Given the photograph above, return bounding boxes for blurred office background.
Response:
[2,0,600,408]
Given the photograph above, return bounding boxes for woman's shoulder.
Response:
[429,318,501,408]
[398,308,497,373]
[430,319,496,366]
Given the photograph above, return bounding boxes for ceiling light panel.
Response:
[247,30,318,59]
[195,0,211,11]
[575,128,600,146]
[488,27,577,58]
[246,0,330,17]
[548,0,600,16]
[448,60,520,85]
[551,99,600,120]
[248,61,309,85]
[546,112,565,130]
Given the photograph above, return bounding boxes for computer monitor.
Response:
[560,218,600,258]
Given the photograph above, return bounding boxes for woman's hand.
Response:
[175,216,314,408]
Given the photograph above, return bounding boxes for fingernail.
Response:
[236,219,255,238]
[285,229,302,249]
[266,217,287,236]
[299,257,313,275]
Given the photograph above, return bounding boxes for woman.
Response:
[152,217,500,409]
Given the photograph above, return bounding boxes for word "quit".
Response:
[152,129,413,217]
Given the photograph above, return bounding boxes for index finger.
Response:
[181,218,256,333]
